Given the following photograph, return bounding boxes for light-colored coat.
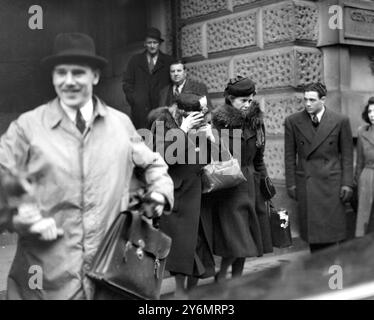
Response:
[0,97,173,299]
[355,125,374,236]
[284,108,353,243]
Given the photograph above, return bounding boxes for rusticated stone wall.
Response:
[178,0,321,236]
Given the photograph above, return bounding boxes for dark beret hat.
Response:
[176,93,201,112]
[224,75,256,97]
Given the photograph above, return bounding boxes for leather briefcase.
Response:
[88,209,172,300]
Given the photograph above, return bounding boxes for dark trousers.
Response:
[309,242,338,253]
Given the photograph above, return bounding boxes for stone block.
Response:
[207,10,257,53]
[264,93,304,136]
[233,47,323,89]
[181,23,204,58]
[180,0,227,20]
[264,138,285,180]
[295,47,323,86]
[263,0,318,44]
[233,48,294,89]
[186,58,231,93]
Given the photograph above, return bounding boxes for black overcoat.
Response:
[210,103,273,257]
[147,107,215,277]
[284,108,354,243]
[122,51,173,128]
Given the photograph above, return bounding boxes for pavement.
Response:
[0,243,309,300]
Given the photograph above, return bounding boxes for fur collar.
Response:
[147,106,183,130]
[212,100,263,130]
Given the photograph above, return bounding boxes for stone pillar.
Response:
[318,0,374,135]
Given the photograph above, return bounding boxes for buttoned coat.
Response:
[284,108,353,243]
[0,97,174,299]
[210,103,272,257]
[159,78,212,110]
[147,107,215,277]
[122,51,174,129]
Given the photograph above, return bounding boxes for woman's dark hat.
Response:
[224,75,256,97]
[42,33,108,70]
[145,27,164,43]
[176,93,201,112]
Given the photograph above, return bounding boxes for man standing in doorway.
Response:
[122,27,174,129]
[284,82,353,253]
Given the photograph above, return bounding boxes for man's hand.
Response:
[145,191,166,217]
[287,186,297,200]
[12,203,43,235]
[340,185,353,203]
[13,203,63,241]
[29,217,64,241]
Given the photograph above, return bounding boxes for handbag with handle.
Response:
[268,201,292,248]
[88,195,172,300]
[201,140,246,193]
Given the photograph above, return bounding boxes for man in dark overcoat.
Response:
[284,82,354,253]
[122,27,174,129]
[159,60,212,111]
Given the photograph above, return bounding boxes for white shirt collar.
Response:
[315,105,325,122]
[60,99,94,124]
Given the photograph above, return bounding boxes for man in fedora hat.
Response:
[122,27,174,129]
[0,32,174,300]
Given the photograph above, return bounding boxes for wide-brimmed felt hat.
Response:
[224,75,256,97]
[42,33,108,70]
[145,27,164,43]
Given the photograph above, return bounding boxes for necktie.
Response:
[174,85,180,97]
[148,57,155,74]
[76,109,86,134]
[311,114,319,127]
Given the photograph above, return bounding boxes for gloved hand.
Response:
[287,185,297,200]
[340,185,353,203]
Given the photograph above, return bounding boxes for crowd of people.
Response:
[0,27,373,300]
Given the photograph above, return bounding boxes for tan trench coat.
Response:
[0,97,173,299]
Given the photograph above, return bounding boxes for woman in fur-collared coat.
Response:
[147,93,215,297]
[211,76,273,282]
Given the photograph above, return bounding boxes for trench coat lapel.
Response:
[306,108,338,158]
[294,110,315,144]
